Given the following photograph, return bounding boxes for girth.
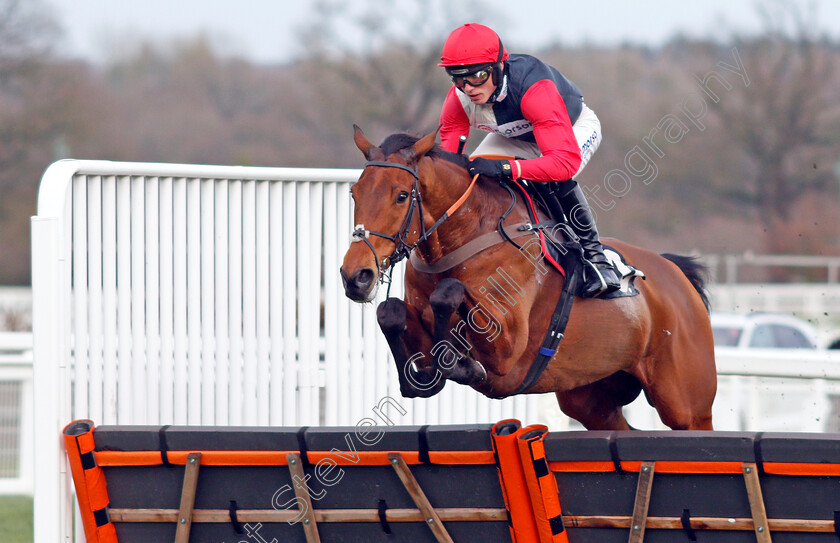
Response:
[511,255,581,396]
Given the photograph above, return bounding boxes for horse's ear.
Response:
[411,126,440,159]
[353,124,384,161]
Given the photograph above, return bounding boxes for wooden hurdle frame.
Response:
[107,451,508,543]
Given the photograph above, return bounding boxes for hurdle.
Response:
[63,419,840,542]
[548,429,840,542]
[63,420,512,543]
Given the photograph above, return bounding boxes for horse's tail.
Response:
[660,253,711,313]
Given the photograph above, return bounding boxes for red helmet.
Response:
[438,23,508,67]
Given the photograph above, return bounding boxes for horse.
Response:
[340,126,716,431]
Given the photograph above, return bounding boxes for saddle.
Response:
[513,179,645,300]
[544,237,646,299]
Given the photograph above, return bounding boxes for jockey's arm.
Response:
[515,80,582,182]
[439,87,471,153]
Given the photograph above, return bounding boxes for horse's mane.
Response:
[379,133,470,170]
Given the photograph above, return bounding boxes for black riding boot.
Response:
[551,181,621,297]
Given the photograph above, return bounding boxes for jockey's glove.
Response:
[468,157,513,180]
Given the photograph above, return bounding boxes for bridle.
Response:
[351,159,479,290]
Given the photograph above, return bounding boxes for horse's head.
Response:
[340,125,438,302]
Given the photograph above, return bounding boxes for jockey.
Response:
[438,23,620,297]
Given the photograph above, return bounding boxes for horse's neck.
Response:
[415,164,524,262]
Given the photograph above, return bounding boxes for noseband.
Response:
[351,159,478,286]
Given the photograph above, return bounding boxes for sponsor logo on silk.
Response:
[475,120,534,137]
[580,130,599,160]
[495,120,534,137]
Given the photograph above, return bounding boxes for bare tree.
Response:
[0,0,62,284]
[294,0,498,153]
[0,0,58,78]
[705,0,840,253]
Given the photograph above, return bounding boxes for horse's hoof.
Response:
[444,358,488,387]
[399,386,419,399]
[400,366,446,398]
[471,361,488,385]
[400,383,445,399]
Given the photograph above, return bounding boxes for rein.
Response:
[351,159,479,289]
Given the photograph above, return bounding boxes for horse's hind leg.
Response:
[640,356,716,430]
[428,278,486,386]
[555,372,643,430]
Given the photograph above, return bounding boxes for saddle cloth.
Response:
[601,245,646,299]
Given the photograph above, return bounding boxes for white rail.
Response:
[715,347,840,380]
[706,253,840,284]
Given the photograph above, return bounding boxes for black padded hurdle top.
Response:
[63,422,840,543]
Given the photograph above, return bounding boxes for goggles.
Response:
[447,65,493,89]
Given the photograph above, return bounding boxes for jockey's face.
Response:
[448,63,501,105]
[460,74,496,105]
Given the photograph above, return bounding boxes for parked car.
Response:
[710,312,821,349]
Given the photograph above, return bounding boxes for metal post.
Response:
[31,216,64,543]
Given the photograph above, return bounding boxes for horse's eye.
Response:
[396,191,410,204]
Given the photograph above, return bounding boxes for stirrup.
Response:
[581,260,621,297]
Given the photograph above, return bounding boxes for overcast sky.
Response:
[44,0,840,64]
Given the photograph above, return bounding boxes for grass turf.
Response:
[0,496,33,543]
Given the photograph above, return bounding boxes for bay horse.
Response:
[340,126,716,431]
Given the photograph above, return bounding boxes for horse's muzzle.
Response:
[340,266,378,302]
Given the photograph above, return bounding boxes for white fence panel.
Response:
[0,333,33,496]
[31,160,544,543]
[714,347,840,432]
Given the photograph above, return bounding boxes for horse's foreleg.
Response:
[429,278,487,387]
[430,277,466,347]
[376,297,446,398]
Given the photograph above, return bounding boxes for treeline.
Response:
[1,1,839,284]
